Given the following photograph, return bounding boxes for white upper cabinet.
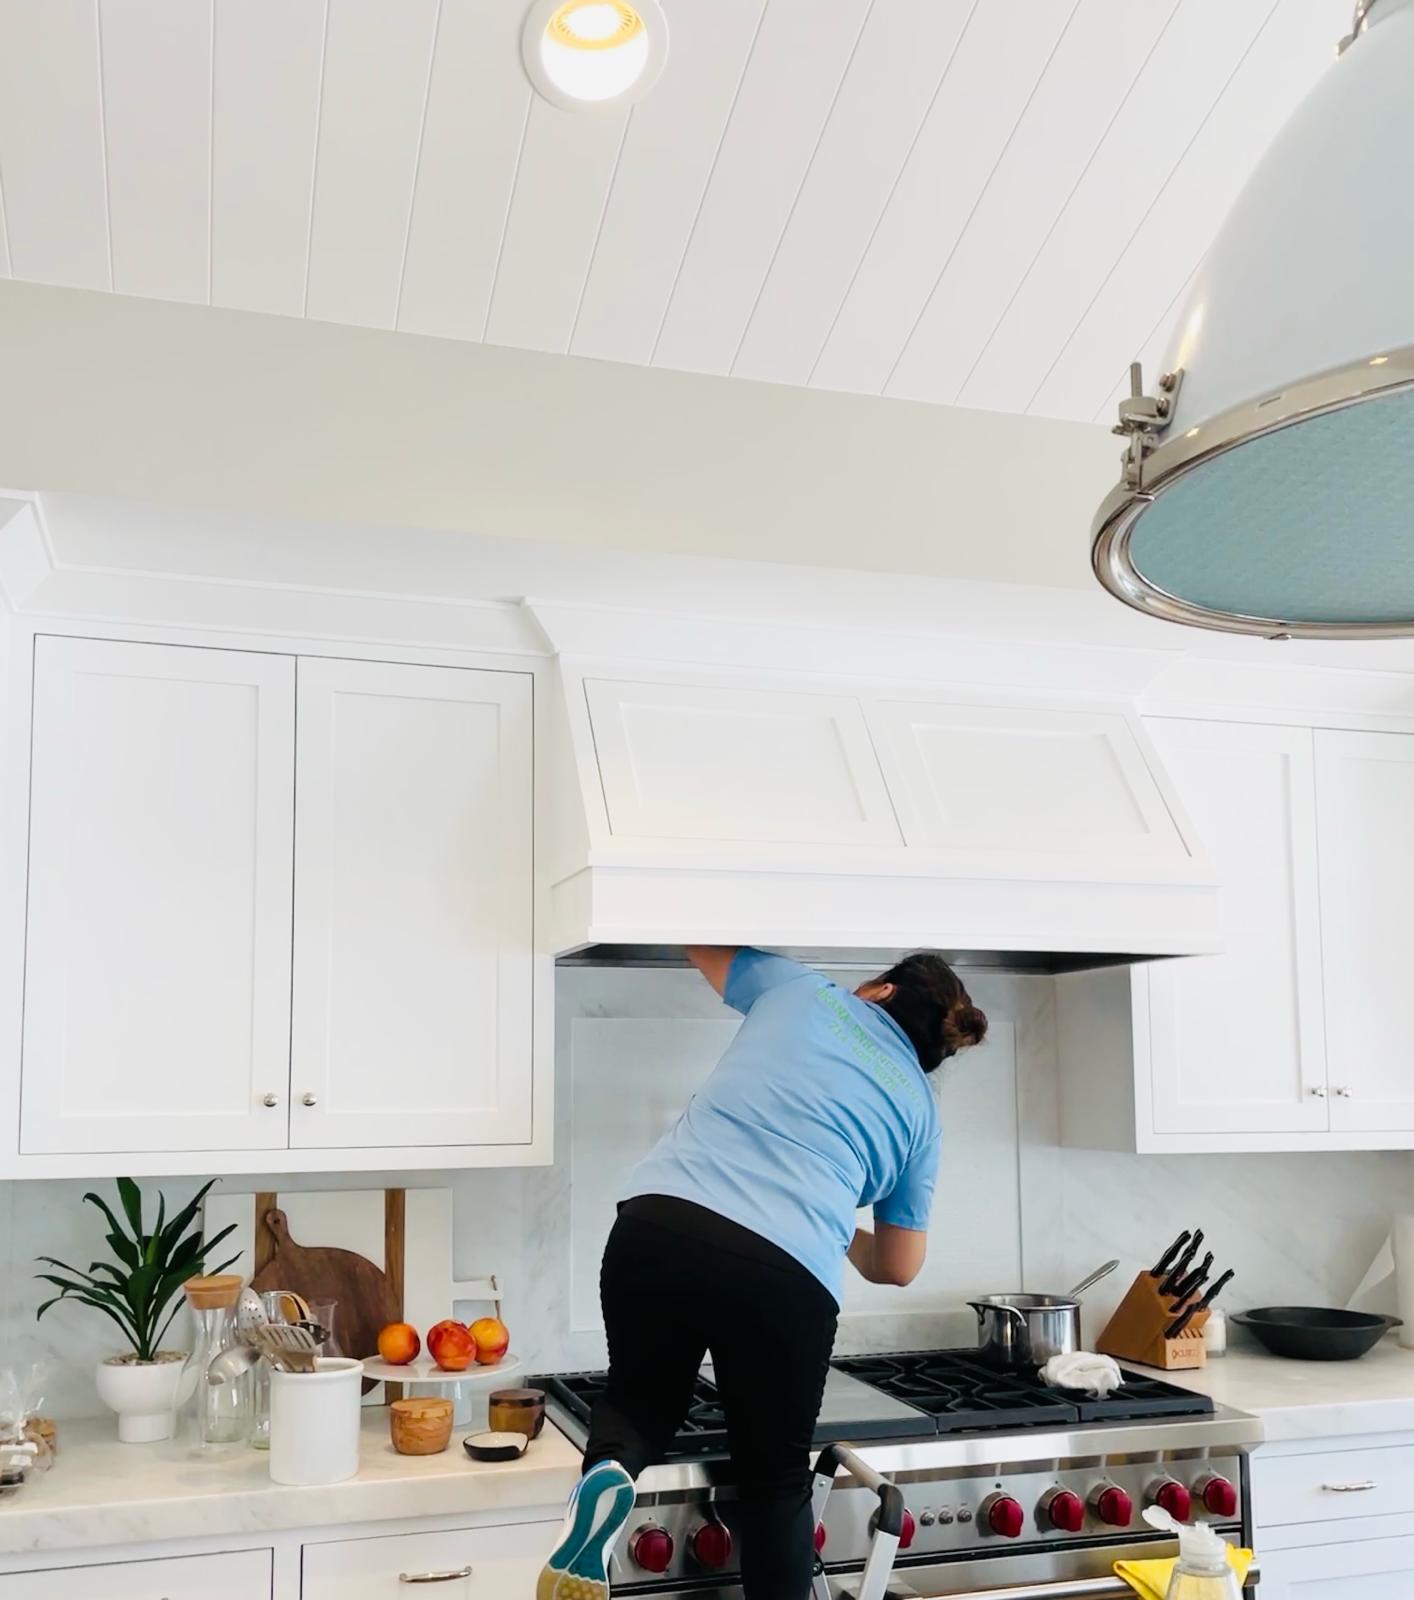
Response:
[868,698,1190,872]
[1144,719,1328,1137]
[21,637,295,1154]
[289,660,534,1149]
[1315,730,1414,1133]
[585,677,901,848]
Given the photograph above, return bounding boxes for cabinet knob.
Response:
[301,1093,318,1107]
[1308,1086,1327,1098]
[1335,1085,1353,1097]
[260,1093,279,1108]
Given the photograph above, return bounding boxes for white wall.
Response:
[3,967,1411,1420]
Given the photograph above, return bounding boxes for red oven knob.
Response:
[873,1508,917,1549]
[1153,1480,1192,1522]
[1092,1485,1134,1527]
[1043,1489,1085,1533]
[983,1494,1026,1539]
[1199,1475,1238,1519]
[690,1521,733,1569]
[814,1522,827,1554]
[630,1525,675,1573]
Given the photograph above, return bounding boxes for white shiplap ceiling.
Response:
[0,0,1345,425]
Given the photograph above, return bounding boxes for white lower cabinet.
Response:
[2,1548,271,1598]
[1259,1537,1414,1598]
[1254,1439,1414,1600]
[301,1522,559,1597]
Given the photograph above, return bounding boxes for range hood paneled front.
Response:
[533,605,1219,968]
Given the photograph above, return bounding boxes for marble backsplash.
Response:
[4,967,1413,1419]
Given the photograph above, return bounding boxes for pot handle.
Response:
[968,1300,1028,1325]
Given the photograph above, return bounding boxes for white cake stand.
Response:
[362,1354,524,1428]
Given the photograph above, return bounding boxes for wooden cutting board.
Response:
[250,1207,401,1366]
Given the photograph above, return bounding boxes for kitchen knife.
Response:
[1161,1229,1204,1295]
[1151,1231,1191,1279]
[1168,1251,1214,1305]
[1164,1268,1235,1339]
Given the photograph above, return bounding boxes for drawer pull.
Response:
[399,1569,473,1584]
[1321,1480,1377,1492]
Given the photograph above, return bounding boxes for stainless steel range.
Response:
[535,1350,1262,1599]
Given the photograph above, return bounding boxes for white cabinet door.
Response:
[1,1550,271,1598]
[1259,1537,1414,1599]
[289,659,533,1149]
[1316,730,1414,1133]
[1145,719,1328,1135]
[302,1520,558,1598]
[585,677,901,848]
[22,637,295,1154]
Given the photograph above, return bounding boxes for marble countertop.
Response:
[1144,1334,1414,1443]
[0,1410,581,1558]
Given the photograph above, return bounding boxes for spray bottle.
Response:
[1144,1505,1242,1600]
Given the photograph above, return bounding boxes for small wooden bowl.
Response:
[389,1397,454,1456]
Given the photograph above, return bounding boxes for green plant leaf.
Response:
[148,1191,167,1265]
[155,1179,218,1259]
[83,1195,140,1268]
[115,1177,145,1243]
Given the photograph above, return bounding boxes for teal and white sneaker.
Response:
[537,1460,637,1600]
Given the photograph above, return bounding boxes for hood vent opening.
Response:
[555,944,1175,976]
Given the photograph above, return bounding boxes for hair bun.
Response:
[943,1001,988,1053]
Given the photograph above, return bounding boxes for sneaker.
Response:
[537,1460,637,1600]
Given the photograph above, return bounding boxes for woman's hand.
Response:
[848,1223,927,1287]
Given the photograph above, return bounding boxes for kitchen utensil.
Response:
[489,1387,546,1442]
[268,1357,363,1485]
[1067,1260,1120,1299]
[249,1209,399,1370]
[276,1290,313,1325]
[1162,1230,1204,1295]
[1151,1231,1192,1279]
[1169,1253,1215,1305]
[235,1287,269,1341]
[969,1294,1081,1370]
[251,1322,321,1373]
[1097,1271,1209,1370]
[462,1430,529,1463]
[389,1396,454,1455]
[1171,1268,1237,1342]
[1232,1306,1401,1361]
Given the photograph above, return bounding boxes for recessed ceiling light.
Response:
[522,0,669,110]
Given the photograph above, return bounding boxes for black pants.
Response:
[585,1197,839,1600]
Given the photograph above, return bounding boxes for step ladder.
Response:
[810,1442,905,1600]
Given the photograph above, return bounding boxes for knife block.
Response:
[1095,1272,1208,1370]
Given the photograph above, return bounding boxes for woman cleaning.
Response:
[537,945,987,1600]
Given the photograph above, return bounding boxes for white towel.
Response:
[1040,1350,1124,1398]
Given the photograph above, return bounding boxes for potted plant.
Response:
[36,1177,238,1442]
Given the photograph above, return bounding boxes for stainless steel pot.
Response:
[969,1294,1082,1369]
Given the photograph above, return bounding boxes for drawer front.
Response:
[3,1549,271,1598]
[302,1522,559,1598]
[1256,1444,1414,1528]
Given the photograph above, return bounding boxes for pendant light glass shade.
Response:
[1091,0,1414,638]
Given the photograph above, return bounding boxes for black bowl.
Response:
[1232,1306,1401,1361]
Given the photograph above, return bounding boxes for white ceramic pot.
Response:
[269,1357,364,1486]
[94,1351,189,1443]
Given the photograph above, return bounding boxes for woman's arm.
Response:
[684,946,740,998]
[848,1223,928,1288]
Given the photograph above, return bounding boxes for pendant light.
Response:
[1091,0,1414,639]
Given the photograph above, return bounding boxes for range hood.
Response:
[535,620,1220,974]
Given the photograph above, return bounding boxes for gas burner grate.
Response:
[831,1350,1214,1435]
[532,1370,735,1459]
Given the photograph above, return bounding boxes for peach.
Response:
[470,1316,510,1366]
[377,1321,421,1366]
[427,1319,476,1372]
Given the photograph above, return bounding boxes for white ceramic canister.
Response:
[268,1357,364,1486]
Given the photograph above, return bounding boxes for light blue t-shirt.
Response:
[624,950,942,1305]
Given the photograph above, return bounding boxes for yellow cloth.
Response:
[1114,1549,1254,1600]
